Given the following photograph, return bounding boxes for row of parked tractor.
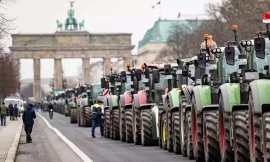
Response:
[49,12,270,162]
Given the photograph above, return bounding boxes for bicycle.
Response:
[49,109,53,120]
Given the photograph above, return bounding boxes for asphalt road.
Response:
[17,111,194,162]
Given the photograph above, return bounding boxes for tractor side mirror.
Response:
[152,69,160,83]
[120,71,127,83]
[254,37,265,59]
[135,69,142,81]
[164,64,171,75]
[225,47,235,65]
[197,52,206,69]
[101,78,106,88]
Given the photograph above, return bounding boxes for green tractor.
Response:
[132,63,168,146]
[77,83,102,127]
[248,14,270,162]
[65,88,75,117]
[101,68,128,140]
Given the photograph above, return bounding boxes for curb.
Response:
[5,119,23,162]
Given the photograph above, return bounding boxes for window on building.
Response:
[132,60,138,67]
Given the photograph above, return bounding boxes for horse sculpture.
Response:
[79,20,84,30]
[56,20,63,31]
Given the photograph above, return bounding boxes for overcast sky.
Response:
[1,0,220,79]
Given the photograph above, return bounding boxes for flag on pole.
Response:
[156,1,161,5]
[178,12,181,19]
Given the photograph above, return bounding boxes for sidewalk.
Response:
[0,117,23,162]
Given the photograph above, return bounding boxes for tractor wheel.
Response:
[233,110,250,162]
[133,107,141,145]
[112,109,120,140]
[104,109,111,139]
[219,95,233,162]
[248,92,263,162]
[125,108,133,143]
[120,107,126,142]
[78,109,82,127]
[85,107,92,127]
[203,110,220,161]
[172,111,181,154]
[191,95,204,161]
[140,109,153,146]
[180,100,187,157]
[167,109,173,152]
[185,110,194,159]
[263,112,270,161]
[161,113,167,150]
[70,108,77,124]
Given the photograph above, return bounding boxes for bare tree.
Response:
[155,20,206,62]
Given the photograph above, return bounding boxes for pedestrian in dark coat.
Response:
[0,102,8,126]
[22,103,36,143]
[8,103,14,120]
[14,104,19,120]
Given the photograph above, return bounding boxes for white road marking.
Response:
[37,112,93,162]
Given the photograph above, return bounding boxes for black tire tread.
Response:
[263,112,270,161]
[203,110,220,162]
[133,107,141,145]
[105,109,111,139]
[70,108,77,123]
[172,112,181,154]
[233,110,250,162]
[125,109,133,143]
[85,107,92,127]
[185,110,194,159]
[120,107,126,142]
[141,109,154,146]
[112,109,120,140]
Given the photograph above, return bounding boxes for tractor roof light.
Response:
[204,34,209,39]
[110,66,113,71]
[126,63,131,68]
[232,25,238,31]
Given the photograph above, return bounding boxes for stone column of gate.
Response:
[13,59,21,87]
[103,57,111,76]
[82,58,90,84]
[54,59,63,90]
[33,59,41,102]
[123,57,132,71]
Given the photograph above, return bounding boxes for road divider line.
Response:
[37,112,93,162]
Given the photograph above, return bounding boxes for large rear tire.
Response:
[104,109,111,139]
[248,92,263,162]
[219,95,233,162]
[263,112,270,161]
[70,108,77,124]
[172,111,181,154]
[78,108,83,127]
[185,110,194,159]
[180,100,187,157]
[203,110,220,161]
[233,110,250,162]
[140,109,154,146]
[161,113,167,150]
[120,107,126,142]
[133,107,141,145]
[191,95,204,161]
[166,107,173,152]
[112,109,120,140]
[85,107,92,127]
[125,108,133,143]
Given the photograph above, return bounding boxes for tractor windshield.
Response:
[125,75,132,91]
[92,84,102,99]
[252,39,270,74]
[221,47,241,82]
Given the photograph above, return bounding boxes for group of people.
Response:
[0,102,20,126]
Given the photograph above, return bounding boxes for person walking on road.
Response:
[0,102,8,126]
[91,98,104,138]
[8,103,14,121]
[14,104,19,120]
[22,102,36,143]
[48,102,53,118]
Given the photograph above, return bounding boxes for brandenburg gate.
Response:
[9,2,134,102]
